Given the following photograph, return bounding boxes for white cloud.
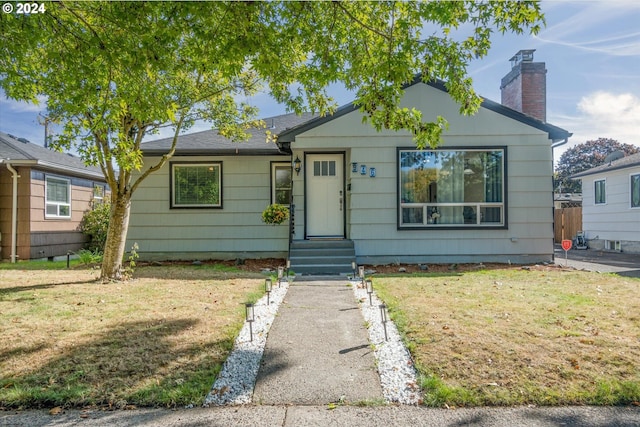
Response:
[0,95,47,113]
[551,91,640,162]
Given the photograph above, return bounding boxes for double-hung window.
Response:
[398,148,506,228]
[271,162,292,205]
[631,174,640,208]
[45,176,71,218]
[594,179,606,205]
[171,162,222,208]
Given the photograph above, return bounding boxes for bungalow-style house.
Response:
[0,132,108,262]
[570,152,640,253]
[128,51,571,273]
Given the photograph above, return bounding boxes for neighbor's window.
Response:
[171,162,222,208]
[631,174,640,208]
[594,179,606,205]
[93,183,105,205]
[271,162,292,205]
[45,176,71,218]
[398,148,505,228]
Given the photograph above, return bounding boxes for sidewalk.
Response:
[2,404,639,426]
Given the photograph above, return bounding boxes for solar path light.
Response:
[366,279,373,306]
[265,278,272,305]
[245,303,255,342]
[379,304,389,341]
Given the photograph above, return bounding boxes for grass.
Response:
[2,261,639,409]
[0,261,266,409]
[373,266,640,406]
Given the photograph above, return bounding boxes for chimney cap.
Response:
[509,49,536,68]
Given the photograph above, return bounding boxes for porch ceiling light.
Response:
[293,156,302,175]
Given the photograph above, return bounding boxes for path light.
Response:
[379,304,389,341]
[366,279,373,306]
[265,278,272,305]
[358,265,365,286]
[277,266,284,286]
[351,261,357,278]
[286,259,291,278]
[245,303,255,342]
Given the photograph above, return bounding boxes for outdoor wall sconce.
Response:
[379,303,389,341]
[366,279,373,306]
[293,156,302,176]
[265,278,272,305]
[245,303,255,342]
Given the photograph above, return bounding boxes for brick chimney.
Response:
[500,49,547,122]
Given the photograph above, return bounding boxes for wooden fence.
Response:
[554,206,582,243]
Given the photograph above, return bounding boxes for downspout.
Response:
[4,160,19,263]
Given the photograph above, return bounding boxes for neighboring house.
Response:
[128,51,572,272]
[0,132,109,262]
[570,152,640,253]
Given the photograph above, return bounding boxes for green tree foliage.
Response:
[555,138,640,194]
[0,1,544,280]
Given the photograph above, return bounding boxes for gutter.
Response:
[1,160,19,263]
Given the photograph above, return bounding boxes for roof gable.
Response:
[0,132,104,180]
[277,77,571,144]
[571,152,640,179]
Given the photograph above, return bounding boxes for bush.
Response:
[79,202,111,252]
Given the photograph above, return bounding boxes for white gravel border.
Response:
[204,278,290,406]
[351,278,422,405]
[204,276,421,406]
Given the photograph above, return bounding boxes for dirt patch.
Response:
[138,258,569,275]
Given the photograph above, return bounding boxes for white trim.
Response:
[45,175,71,219]
[271,162,292,206]
[594,178,606,205]
[630,173,640,209]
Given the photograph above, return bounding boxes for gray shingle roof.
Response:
[0,132,105,179]
[277,79,572,144]
[141,112,317,156]
[571,152,640,179]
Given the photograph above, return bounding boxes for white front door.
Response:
[306,153,344,238]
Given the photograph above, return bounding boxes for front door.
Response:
[306,153,344,238]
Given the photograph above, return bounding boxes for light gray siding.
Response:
[291,84,555,264]
[580,167,640,253]
[127,155,290,261]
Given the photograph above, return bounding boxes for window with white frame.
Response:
[594,179,606,205]
[93,183,105,205]
[171,162,222,208]
[45,176,71,218]
[631,174,640,208]
[271,162,292,205]
[398,148,505,228]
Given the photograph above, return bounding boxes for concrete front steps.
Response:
[289,240,356,275]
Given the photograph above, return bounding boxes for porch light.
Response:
[245,303,255,341]
[366,279,373,306]
[293,156,302,175]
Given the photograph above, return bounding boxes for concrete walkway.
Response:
[253,279,382,405]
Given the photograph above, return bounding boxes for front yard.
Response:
[1,261,638,408]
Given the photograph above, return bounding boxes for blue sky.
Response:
[1,1,638,164]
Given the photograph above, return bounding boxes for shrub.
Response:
[79,202,111,252]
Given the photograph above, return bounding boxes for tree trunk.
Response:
[100,194,131,281]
